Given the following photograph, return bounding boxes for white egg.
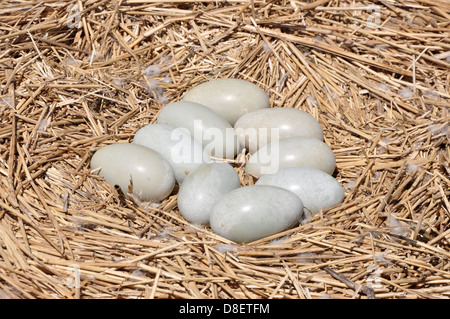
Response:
[234,107,324,153]
[90,143,175,202]
[133,123,211,183]
[255,167,345,216]
[177,162,241,225]
[245,136,336,178]
[210,185,304,243]
[182,78,270,125]
[157,101,240,159]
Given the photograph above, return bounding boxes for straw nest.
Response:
[0,0,449,299]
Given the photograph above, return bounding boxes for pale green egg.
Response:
[157,101,240,160]
[90,143,175,202]
[234,107,324,154]
[210,185,304,243]
[177,162,241,225]
[182,78,270,126]
[245,136,336,178]
[256,167,345,217]
[133,123,210,183]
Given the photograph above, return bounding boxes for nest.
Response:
[0,0,449,299]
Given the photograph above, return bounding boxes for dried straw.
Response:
[0,0,449,299]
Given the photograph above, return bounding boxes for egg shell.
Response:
[210,185,304,243]
[133,123,211,183]
[182,78,270,126]
[234,107,324,154]
[177,162,241,225]
[255,167,345,216]
[245,136,336,178]
[157,101,240,159]
[90,143,175,202]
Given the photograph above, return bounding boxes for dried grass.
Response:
[0,0,449,299]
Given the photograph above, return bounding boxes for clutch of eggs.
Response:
[90,78,344,242]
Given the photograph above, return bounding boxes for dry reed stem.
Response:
[0,0,449,299]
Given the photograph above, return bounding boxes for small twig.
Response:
[323,266,375,299]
